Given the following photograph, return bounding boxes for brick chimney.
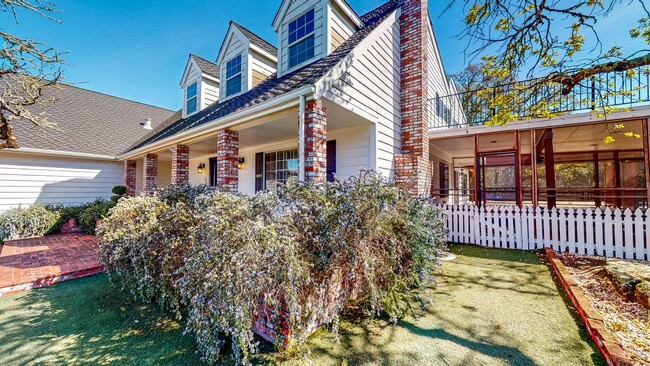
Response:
[395,0,433,196]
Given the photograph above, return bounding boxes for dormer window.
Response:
[225,55,243,97]
[186,82,198,115]
[288,9,315,69]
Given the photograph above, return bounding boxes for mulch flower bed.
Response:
[557,252,649,365]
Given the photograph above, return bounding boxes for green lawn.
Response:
[0,274,203,365]
[278,245,605,365]
[0,245,604,365]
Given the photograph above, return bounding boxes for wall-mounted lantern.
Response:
[237,157,245,170]
[197,163,206,174]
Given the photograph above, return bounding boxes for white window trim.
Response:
[224,54,244,98]
[285,8,317,73]
[262,147,299,191]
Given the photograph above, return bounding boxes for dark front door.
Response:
[209,157,217,187]
[327,140,336,182]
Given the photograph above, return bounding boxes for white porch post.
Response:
[298,95,306,182]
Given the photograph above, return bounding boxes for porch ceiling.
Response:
[430,119,644,164]
[166,99,373,157]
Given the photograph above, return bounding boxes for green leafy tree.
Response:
[1,0,64,149]
[450,0,650,141]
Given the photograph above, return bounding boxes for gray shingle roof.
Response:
[191,54,220,79]
[10,83,174,156]
[231,22,278,57]
[128,0,400,153]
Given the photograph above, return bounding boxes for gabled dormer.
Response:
[179,54,221,118]
[216,22,278,102]
[273,0,361,77]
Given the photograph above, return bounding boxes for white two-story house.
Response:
[119,0,461,198]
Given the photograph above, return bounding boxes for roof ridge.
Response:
[190,53,217,65]
[231,21,278,52]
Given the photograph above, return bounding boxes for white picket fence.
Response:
[434,204,649,261]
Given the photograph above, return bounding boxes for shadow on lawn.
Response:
[403,322,537,366]
[307,316,539,366]
[441,245,560,297]
[0,274,206,366]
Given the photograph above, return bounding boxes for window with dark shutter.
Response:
[255,152,263,192]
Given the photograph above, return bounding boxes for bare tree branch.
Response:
[0,0,64,149]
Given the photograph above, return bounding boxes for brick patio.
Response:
[0,234,103,296]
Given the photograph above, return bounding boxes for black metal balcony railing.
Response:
[430,65,650,129]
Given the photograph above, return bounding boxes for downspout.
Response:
[298,95,306,181]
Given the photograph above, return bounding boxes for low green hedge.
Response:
[0,205,61,241]
[0,185,123,241]
[49,199,116,235]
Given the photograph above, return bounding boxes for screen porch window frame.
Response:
[225,54,243,97]
[186,82,198,114]
[287,9,316,69]
[263,148,299,191]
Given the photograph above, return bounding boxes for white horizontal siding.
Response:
[320,13,401,180]
[250,51,276,76]
[329,2,355,52]
[427,23,465,128]
[278,0,326,76]
[182,62,201,88]
[202,78,220,109]
[0,153,123,212]
[220,33,249,99]
[328,125,371,180]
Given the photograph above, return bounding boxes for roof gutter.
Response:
[1,147,118,161]
[119,85,314,160]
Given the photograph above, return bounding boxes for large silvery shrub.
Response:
[97,171,445,365]
[97,190,200,312]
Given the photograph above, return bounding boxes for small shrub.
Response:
[79,200,116,234]
[0,205,60,240]
[49,199,116,235]
[112,185,127,196]
[111,185,127,203]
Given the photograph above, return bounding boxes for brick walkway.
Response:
[0,234,103,296]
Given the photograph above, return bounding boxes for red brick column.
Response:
[304,100,327,182]
[170,144,190,185]
[143,153,158,195]
[124,160,137,196]
[216,129,239,192]
[395,0,432,196]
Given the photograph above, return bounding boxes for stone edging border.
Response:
[545,248,633,366]
[0,266,104,297]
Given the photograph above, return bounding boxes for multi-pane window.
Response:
[264,149,298,191]
[288,9,315,68]
[186,82,198,114]
[225,55,242,97]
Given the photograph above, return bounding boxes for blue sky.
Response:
[3,0,645,111]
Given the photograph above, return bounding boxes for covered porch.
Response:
[429,116,650,210]
[123,97,374,196]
